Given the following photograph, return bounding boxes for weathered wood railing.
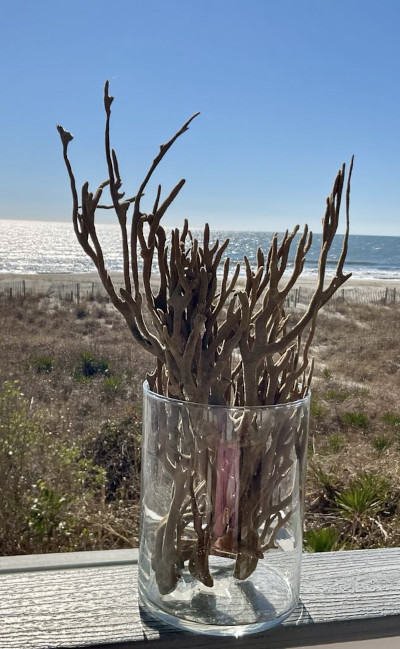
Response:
[0,548,399,649]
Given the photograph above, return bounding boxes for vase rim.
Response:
[143,380,310,411]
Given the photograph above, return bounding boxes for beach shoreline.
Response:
[0,272,399,293]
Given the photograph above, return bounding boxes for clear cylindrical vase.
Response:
[138,382,310,636]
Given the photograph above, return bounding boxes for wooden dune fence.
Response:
[286,285,398,308]
[0,279,113,302]
[0,278,398,307]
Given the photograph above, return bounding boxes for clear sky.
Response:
[1,0,399,236]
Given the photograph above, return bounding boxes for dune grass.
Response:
[307,301,400,549]
[0,292,399,554]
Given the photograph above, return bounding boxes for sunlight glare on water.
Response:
[0,219,399,279]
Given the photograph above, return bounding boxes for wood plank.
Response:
[0,549,136,574]
[0,548,399,649]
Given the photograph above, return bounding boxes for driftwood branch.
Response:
[58,82,353,594]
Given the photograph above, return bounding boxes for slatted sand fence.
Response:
[0,277,399,306]
[285,284,399,308]
[0,278,120,303]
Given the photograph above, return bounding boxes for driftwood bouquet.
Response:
[58,83,352,595]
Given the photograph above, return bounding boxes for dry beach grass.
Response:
[0,274,399,555]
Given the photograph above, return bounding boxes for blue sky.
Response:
[0,0,399,236]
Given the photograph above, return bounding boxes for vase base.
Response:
[139,556,298,636]
[139,595,296,637]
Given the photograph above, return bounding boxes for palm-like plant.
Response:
[335,472,389,520]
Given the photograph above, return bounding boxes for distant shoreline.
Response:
[0,272,399,292]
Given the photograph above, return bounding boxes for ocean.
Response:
[0,219,399,280]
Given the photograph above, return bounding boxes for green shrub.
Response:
[75,307,87,319]
[322,368,332,380]
[304,527,341,552]
[29,480,70,540]
[32,355,53,373]
[311,465,339,499]
[310,396,324,417]
[85,416,141,501]
[334,472,389,519]
[329,434,345,452]
[0,380,105,554]
[325,388,350,402]
[372,435,391,453]
[0,379,40,485]
[383,412,400,428]
[74,351,110,380]
[103,376,122,399]
[341,411,369,429]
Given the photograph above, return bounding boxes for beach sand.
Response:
[0,272,399,294]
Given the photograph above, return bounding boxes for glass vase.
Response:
[138,381,310,636]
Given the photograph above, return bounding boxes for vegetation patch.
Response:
[0,380,105,554]
[329,434,345,453]
[383,412,400,428]
[31,355,53,373]
[372,435,391,453]
[1,294,399,555]
[334,472,390,519]
[74,350,110,380]
[324,388,351,402]
[310,395,324,417]
[304,527,342,552]
[341,411,369,429]
[85,416,141,501]
[103,376,123,400]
